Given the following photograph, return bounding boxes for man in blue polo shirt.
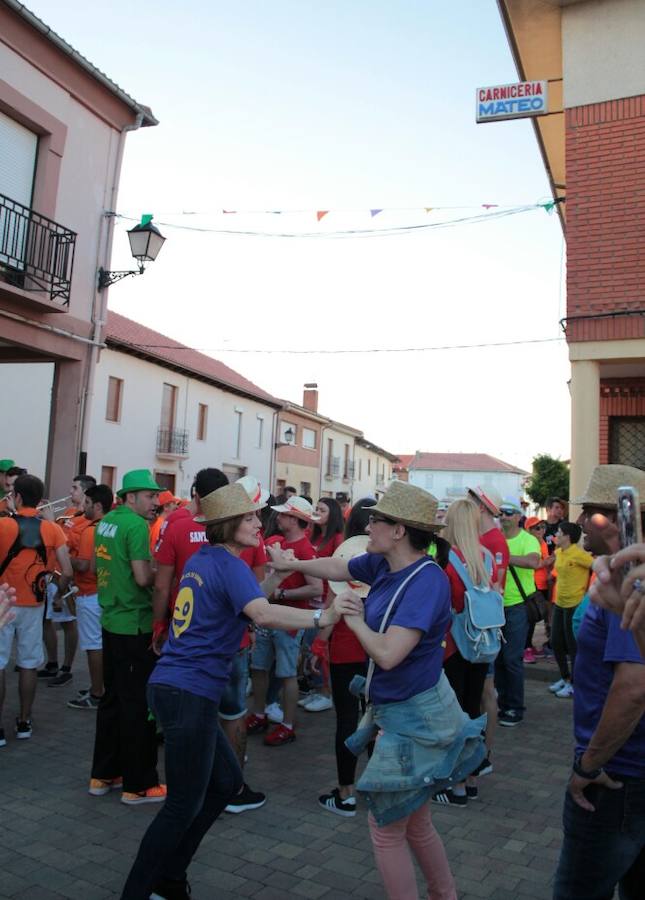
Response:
[553,464,645,900]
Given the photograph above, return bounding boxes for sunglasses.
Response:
[368,514,397,526]
[500,509,518,517]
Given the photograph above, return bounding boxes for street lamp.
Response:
[98,215,166,290]
[284,426,295,445]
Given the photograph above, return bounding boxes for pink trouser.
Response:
[368,803,457,900]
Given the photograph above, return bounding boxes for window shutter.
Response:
[0,111,38,207]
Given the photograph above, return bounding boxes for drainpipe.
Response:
[78,113,145,473]
[268,409,278,494]
[318,424,329,499]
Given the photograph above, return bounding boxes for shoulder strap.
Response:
[508,564,528,602]
[364,559,435,700]
[448,549,474,591]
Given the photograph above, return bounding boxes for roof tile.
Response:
[408,452,527,475]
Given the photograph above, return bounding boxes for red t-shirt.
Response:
[480,526,509,589]
[265,533,317,609]
[240,538,268,573]
[312,531,344,601]
[443,547,499,660]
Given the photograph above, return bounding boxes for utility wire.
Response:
[126,336,566,355]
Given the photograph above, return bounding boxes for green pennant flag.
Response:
[140,214,153,226]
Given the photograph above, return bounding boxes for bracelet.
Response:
[573,752,603,781]
[312,608,324,629]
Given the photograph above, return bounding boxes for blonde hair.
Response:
[444,498,489,587]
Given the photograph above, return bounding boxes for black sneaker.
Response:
[0,727,6,748]
[225,783,267,814]
[432,788,467,808]
[37,664,58,679]
[472,755,493,777]
[150,876,191,899]
[15,718,32,740]
[466,785,478,800]
[319,788,357,818]
[498,710,522,727]
[48,668,73,687]
[67,693,101,709]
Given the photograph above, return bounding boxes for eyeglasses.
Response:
[500,510,517,517]
[531,524,546,531]
[368,514,397,526]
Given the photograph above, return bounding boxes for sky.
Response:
[32,0,570,471]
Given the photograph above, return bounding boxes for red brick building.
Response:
[499,0,645,502]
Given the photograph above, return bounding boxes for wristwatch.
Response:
[312,608,324,629]
[573,752,603,780]
[276,588,286,602]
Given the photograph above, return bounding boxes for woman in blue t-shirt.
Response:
[269,481,484,900]
[121,484,342,900]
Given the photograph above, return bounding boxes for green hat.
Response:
[117,469,161,498]
[0,459,15,472]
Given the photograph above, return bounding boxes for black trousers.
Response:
[551,606,577,683]
[91,629,160,794]
[329,661,368,787]
[444,651,488,720]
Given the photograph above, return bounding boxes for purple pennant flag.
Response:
[370,209,383,217]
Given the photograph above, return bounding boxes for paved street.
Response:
[0,656,572,900]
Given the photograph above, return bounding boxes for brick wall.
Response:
[565,95,645,343]
[599,378,645,464]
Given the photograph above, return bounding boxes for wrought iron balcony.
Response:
[0,193,76,305]
[156,427,189,457]
[325,456,341,479]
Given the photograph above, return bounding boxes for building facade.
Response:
[352,438,398,500]
[406,452,527,507]
[0,1,156,495]
[274,386,329,498]
[498,0,645,505]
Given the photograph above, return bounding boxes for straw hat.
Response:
[364,481,444,531]
[195,483,261,524]
[271,495,321,522]
[572,464,645,508]
[236,475,270,506]
[467,485,503,517]
[329,535,370,598]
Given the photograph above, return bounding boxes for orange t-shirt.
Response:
[0,508,66,606]
[149,513,167,553]
[69,517,97,596]
[534,539,550,592]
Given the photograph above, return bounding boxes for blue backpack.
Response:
[448,549,505,664]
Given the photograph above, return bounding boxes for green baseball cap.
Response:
[0,459,15,472]
[117,469,161,498]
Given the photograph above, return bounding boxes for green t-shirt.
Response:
[504,529,540,607]
[95,505,152,635]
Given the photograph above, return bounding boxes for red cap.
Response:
[158,490,178,506]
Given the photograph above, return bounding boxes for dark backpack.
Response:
[0,515,48,581]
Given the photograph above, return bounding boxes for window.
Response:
[326,437,334,475]
[609,417,645,468]
[344,444,351,479]
[276,478,286,494]
[100,466,116,489]
[234,410,242,458]
[300,481,311,497]
[358,459,362,480]
[257,415,264,449]
[106,377,123,422]
[368,458,371,477]
[154,472,176,492]
[197,403,208,441]
[425,473,434,489]
[161,383,177,431]
[302,427,316,449]
[0,111,38,271]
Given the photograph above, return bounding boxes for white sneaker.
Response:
[265,702,284,723]
[297,693,312,708]
[556,683,574,698]
[304,694,333,713]
[549,678,566,694]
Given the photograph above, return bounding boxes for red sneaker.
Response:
[245,713,268,734]
[523,648,537,664]
[264,724,296,747]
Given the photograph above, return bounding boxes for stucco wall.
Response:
[563,0,645,107]
[407,469,524,504]
[0,362,54,477]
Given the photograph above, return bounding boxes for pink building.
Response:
[0,1,156,494]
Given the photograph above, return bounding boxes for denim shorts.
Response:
[251,628,304,678]
[219,647,249,720]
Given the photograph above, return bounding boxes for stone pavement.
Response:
[0,660,575,900]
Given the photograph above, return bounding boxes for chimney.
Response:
[303,382,318,412]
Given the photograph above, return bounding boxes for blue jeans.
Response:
[219,647,249,720]
[553,779,645,899]
[494,602,528,715]
[121,684,243,899]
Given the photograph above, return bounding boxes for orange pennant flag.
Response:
[316,210,329,222]
[424,207,433,213]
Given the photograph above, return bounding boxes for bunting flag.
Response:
[222,210,237,214]
[424,207,433,213]
[482,204,499,209]
[370,209,383,217]
[316,210,329,221]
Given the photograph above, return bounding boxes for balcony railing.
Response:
[0,193,76,306]
[325,456,341,478]
[156,427,189,457]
